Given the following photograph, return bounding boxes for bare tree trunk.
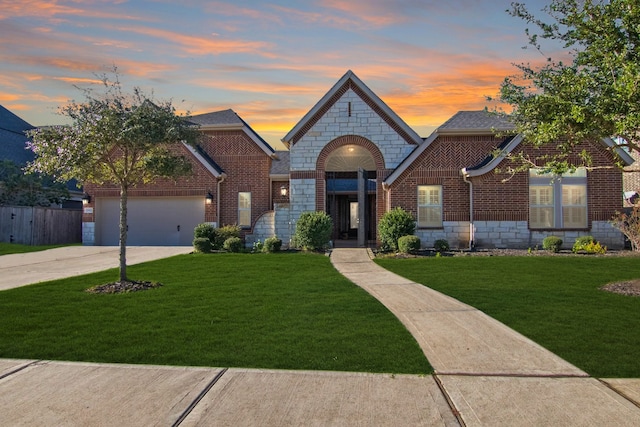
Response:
[119,185,128,282]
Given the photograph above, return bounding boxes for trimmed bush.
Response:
[378,207,416,251]
[263,236,282,253]
[223,237,243,253]
[434,239,450,253]
[542,236,563,253]
[294,211,333,251]
[193,237,212,253]
[572,236,595,253]
[213,225,241,249]
[194,223,216,241]
[398,235,421,254]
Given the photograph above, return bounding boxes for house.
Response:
[0,105,82,208]
[81,71,633,249]
[0,105,36,166]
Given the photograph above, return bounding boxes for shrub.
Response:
[194,223,216,241]
[223,236,243,252]
[193,237,212,253]
[378,207,416,251]
[583,241,607,254]
[542,236,563,253]
[572,236,595,253]
[294,211,333,251]
[263,236,282,253]
[213,225,241,249]
[434,239,450,253]
[398,235,421,254]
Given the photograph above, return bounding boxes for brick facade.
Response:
[83,71,631,249]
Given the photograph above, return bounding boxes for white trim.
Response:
[282,70,423,147]
[603,137,634,166]
[461,134,523,178]
[181,142,226,178]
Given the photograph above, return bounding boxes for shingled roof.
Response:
[436,110,515,135]
[0,105,35,165]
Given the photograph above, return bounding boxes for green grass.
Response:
[0,252,431,374]
[0,242,77,255]
[375,255,640,378]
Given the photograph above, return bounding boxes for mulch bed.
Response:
[86,280,163,294]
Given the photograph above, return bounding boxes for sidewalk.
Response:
[0,248,639,425]
[330,248,640,425]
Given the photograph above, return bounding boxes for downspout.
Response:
[462,169,474,250]
[217,174,226,227]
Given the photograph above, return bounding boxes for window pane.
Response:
[562,185,586,206]
[417,185,442,227]
[530,207,554,228]
[239,210,251,227]
[238,192,251,227]
[563,206,587,228]
[418,207,442,227]
[239,192,251,209]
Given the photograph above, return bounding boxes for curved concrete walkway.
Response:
[330,248,640,425]
[0,247,639,425]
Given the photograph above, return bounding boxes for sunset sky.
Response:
[1,0,554,149]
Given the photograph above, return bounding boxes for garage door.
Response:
[96,197,204,246]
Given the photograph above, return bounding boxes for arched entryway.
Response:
[317,136,384,247]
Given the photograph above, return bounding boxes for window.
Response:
[417,185,442,228]
[238,192,251,228]
[529,169,587,229]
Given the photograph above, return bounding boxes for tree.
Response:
[0,160,69,206]
[497,0,640,171]
[26,71,199,283]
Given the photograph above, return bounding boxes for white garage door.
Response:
[96,197,204,246]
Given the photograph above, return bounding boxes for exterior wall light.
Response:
[205,192,213,204]
[82,193,91,205]
[280,186,288,197]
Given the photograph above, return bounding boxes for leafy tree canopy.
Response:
[0,159,69,207]
[26,72,199,187]
[497,0,640,170]
[25,69,200,282]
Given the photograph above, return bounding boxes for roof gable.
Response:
[282,70,423,147]
[189,109,275,157]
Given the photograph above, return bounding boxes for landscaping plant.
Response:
[294,211,333,251]
[377,207,416,252]
[542,236,563,253]
[398,235,421,254]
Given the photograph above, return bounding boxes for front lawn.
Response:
[0,252,431,374]
[375,255,640,378]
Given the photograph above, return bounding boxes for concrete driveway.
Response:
[0,246,192,290]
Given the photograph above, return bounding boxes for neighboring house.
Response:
[0,104,36,165]
[82,71,633,248]
[0,105,82,208]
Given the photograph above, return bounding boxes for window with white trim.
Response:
[417,185,442,228]
[238,192,251,228]
[529,169,587,229]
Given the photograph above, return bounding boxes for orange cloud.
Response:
[116,26,274,57]
[0,0,143,21]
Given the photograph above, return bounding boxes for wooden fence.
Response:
[0,206,82,245]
